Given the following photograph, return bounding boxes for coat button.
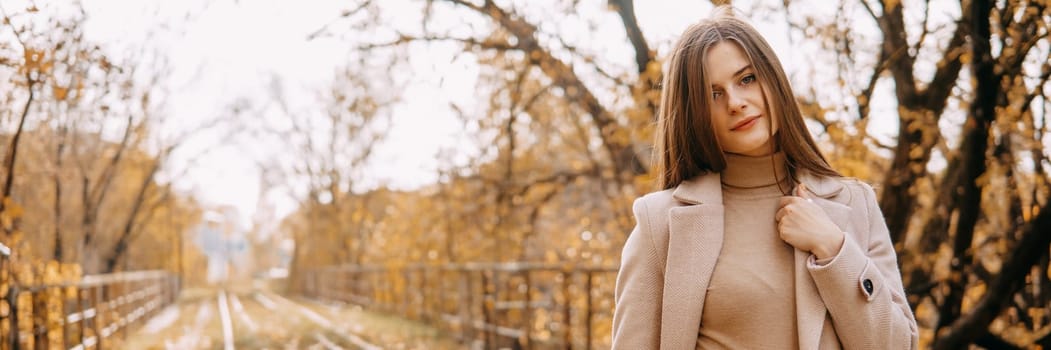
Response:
[863,279,874,294]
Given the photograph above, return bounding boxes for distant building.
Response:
[196,206,251,284]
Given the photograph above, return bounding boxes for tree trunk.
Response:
[874,1,969,244]
[102,159,161,272]
[53,127,66,262]
[932,191,1051,349]
[934,0,997,335]
[1,76,34,218]
[80,114,136,258]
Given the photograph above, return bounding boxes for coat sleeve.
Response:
[807,182,919,350]
[611,197,663,349]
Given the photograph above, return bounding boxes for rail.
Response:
[0,244,180,350]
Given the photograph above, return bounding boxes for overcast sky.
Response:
[66,0,730,228]
[60,0,963,229]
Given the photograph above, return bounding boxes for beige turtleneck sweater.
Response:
[696,152,799,349]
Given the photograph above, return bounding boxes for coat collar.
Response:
[672,169,844,205]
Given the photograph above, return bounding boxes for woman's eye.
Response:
[741,74,756,84]
[712,91,723,99]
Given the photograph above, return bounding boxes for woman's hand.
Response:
[775,183,845,259]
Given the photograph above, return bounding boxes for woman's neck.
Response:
[721,151,789,189]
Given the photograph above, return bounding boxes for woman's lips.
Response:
[731,116,760,131]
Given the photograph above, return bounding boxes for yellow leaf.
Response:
[52,86,68,100]
[3,198,22,220]
[23,49,39,69]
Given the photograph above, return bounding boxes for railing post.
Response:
[401,268,409,318]
[341,267,349,303]
[94,285,103,350]
[175,274,181,305]
[418,266,426,321]
[436,266,444,332]
[353,268,360,305]
[78,287,87,350]
[306,270,314,299]
[561,271,572,349]
[321,269,329,301]
[351,267,357,304]
[481,269,491,349]
[31,287,43,350]
[523,270,532,350]
[309,269,316,300]
[414,266,422,321]
[5,285,17,350]
[460,268,471,345]
[326,268,333,301]
[0,242,13,350]
[121,277,129,342]
[386,267,393,314]
[75,288,84,349]
[585,270,594,350]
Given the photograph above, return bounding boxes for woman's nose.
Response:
[726,92,746,114]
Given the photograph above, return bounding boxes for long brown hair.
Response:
[654,6,840,190]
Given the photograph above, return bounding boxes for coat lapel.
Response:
[795,174,852,349]
[793,247,825,349]
[662,173,724,349]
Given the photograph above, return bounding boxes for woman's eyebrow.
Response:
[732,64,753,77]
[711,65,754,88]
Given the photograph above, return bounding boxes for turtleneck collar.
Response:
[721,151,790,189]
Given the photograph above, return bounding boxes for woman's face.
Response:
[705,41,778,157]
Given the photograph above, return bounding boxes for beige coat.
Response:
[611,171,918,349]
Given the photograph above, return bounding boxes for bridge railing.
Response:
[303,262,618,349]
[0,244,180,350]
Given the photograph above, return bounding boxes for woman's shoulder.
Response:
[633,188,681,214]
[820,176,881,210]
[629,188,681,233]
[835,177,879,199]
[626,189,678,256]
[797,172,881,212]
[822,176,875,190]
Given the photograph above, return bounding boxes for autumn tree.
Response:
[779,0,1050,347]
[241,67,397,290]
[1,2,211,279]
[283,0,1051,347]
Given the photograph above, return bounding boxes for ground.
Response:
[120,281,464,350]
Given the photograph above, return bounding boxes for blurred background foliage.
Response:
[2,0,1051,348]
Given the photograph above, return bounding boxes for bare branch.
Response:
[914,0,933,58]
[306,0,372,40]
[860,0,880,23]
[608,0,652,74]
[358,33,520,52]
[921,11,968,108]
[553,35,629,86]
[857,47,886,120]
[879,2,919,100]
[454,0,644,176]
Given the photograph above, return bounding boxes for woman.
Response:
[611,7,918,350]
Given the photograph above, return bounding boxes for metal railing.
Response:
[0,244,180,350]
[303,262,618,349]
